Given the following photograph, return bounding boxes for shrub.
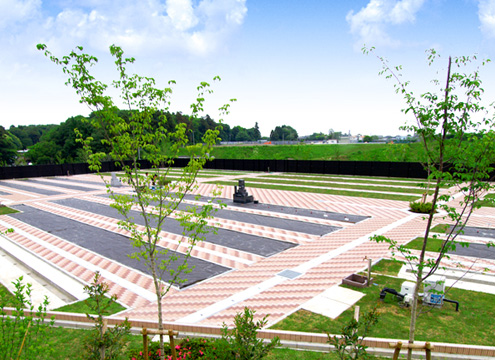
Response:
[328,307,380,360]
[409,201,435,214]
[83,271,131,360]
[0,277,54,360]
[205,307,280,360]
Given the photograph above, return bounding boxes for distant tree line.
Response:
[1,111,266,165]
[303,131,342,141]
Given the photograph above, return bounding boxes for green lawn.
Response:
[264,174,428,188]
[370,259,404,276]
[478,193,495,207]
[0,206,19,215]
[271,274,495,345]
[284,173,425,182]
[205,143,424,162]
[54,297,127,315]
[0,283,15,305]
[243,177,429,195]
[4,326,387,360]
[29,326,142,360]
[266,347,386,359]
[404,237,446,252]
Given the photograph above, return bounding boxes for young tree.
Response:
[38,43,235,360]
[365,47,495,359]
[83,271,131,360]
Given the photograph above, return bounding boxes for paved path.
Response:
[0,173,493,327]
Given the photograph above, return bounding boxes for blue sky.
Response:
[3,0,495,137]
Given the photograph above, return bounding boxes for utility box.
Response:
[424,275,446,306]
[400,281,416,296]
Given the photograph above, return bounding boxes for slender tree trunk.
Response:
[407,56,452,360]
[150,255,165,360]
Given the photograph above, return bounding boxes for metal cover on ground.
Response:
[277,269,303,279]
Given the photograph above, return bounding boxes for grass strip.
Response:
[270,274,495,345]
[478,193,495,207]
[54,297,126,315]
[266,347,386,359]
[241,177,429,195]
[263,174,437,188]
[282,172,425,182]
[404,236,473,254]
[370,259,405,276]
[404,237,446,252]
[0,206,19,215]
[0,284,15,305]
[208,180,419,201]
[431,224,450,233]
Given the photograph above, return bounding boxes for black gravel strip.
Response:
[0,181,62,196]
[24,179,98,192]
[57,178,107,187]
[448,242,495,260]
[54,198,297,257]
[0,190,10,195]
[183,202,340,236]
[10,205,230,288]
[100,194,340,236]
[181,194,369,224]
[448,226,495,239]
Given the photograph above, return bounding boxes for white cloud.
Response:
[2,0,246,56]
[166,0,198,31]
[0,0,41,29]
[346,0,426,48]
[390,0,425,24]
[479,0,495,38]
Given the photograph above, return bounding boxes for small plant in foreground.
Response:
[83,271,131,360]
[328,307,380,360]
[0,276,54,360]
[206,307,281,360]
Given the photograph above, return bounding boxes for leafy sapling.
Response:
[364,47,495,360]
[38,43,235,360]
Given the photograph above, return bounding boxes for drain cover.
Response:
[277,269,303,279]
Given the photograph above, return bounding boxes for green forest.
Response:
[1,110,263,166]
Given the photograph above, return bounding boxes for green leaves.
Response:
[367,48,495,355]
[83,272,131,360]
[40,43,234,358]
[0,277,54,360]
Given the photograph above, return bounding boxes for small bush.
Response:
[409,201,435,214]
[83,271,131,360]
[205,307,280,360]
[328,306,380,360]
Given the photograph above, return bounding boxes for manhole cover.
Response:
[277,269,303,279]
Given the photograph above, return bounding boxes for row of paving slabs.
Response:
[4,177,369,288]
[4,177,494,289]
